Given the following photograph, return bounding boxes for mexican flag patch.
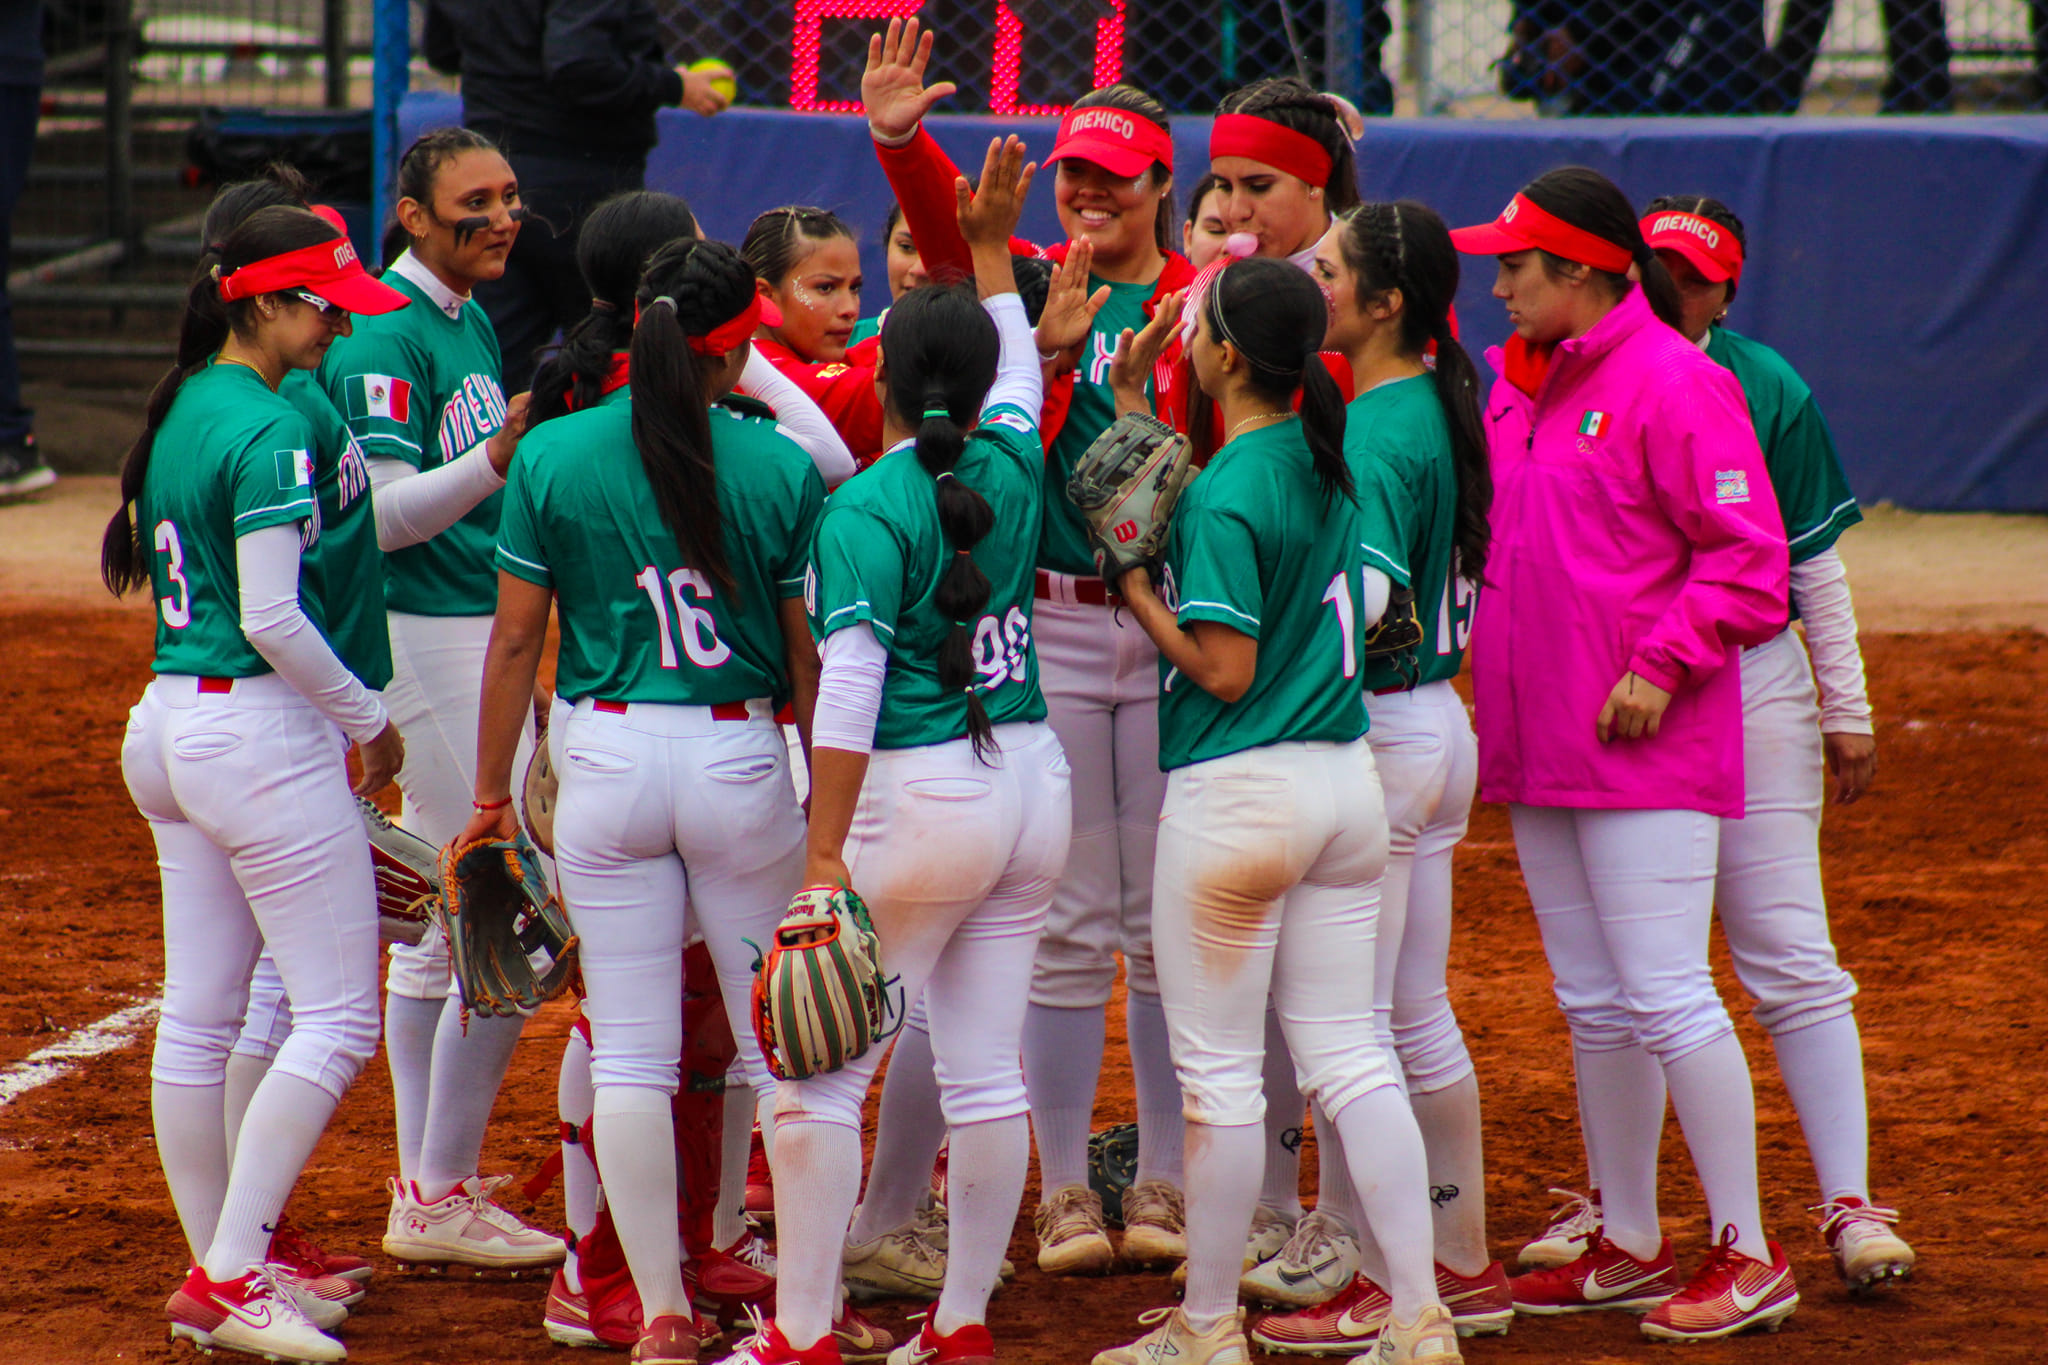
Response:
[273,447,312,491]
[347,373,411,423]
[1579,410,1610,437]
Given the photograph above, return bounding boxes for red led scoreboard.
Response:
[789,0,1128,112]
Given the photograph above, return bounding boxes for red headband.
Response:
[1449,193,1635,274]
[1639,210,1744,285]
[216,234,409,314]
[1209,113,1335,189]
[636,291,782,355]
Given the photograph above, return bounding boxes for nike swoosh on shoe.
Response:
[1276,1257,1340,1285]
[1583,1271,1668,1301]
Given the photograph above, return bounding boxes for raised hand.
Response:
[862,16,958,141]
[1109,288,1185,409]
[956,135,1036,250]
[1036,239,1111,358]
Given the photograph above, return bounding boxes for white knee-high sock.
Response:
[756,1091,778,1166]
[222,1054,271,1166]
[559,1033,598,1245]
[773,1113,864,1350]
[1571,1038,1615,1196]
[204,1073,338,1279]
[1573,1042,1665,1260]
[716,1079,758,1249]
[1664,1036,1768,1262]
[156,1080,230,1264]
[933,1114,1029,1336]
[1181,1121,1264,1333]
[1127,990,1184,1188]
[1258,1006,1306,1219]
[384,993,441,1183]
[850,1025,946,1245]
[1311,1101,1361,1231]
[1411,1077,1489,1276]
[594,1087,689,1320]
[1770,1013,1870,1203]
[417,1001,525,1195]
[1331,1085,1437,1322]
[1022,1004,1104,1194]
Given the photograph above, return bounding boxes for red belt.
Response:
[1370,684,1410,697]
[593,699,753,721]
[198,677,234,694]
[1035,569,1124,608]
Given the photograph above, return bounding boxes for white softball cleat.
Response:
[1035,1184,1115,1276]
[166,1263,346,1363]
[1120,1179,1188,1266]
[380,1175,566,1271]
[1093,1306,1252,1365]
[1240,1209,1362,1307]
[1516,1188,1603,1270]
[1814,1198,1916,1291]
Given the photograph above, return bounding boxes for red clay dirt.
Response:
[2,606,2044,1363]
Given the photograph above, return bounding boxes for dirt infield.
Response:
[3,518,2047,1360]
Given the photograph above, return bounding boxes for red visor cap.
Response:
[219,234,410,315]
[1047,105,1175,179]
[1449,193,1634,274]
[1639,211,1744,284]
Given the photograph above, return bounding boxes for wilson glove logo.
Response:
[1113,519,1139,543]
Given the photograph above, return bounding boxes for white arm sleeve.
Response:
[368,447,505,551]
[738,344,859,488]
[1789,546,1874,735]
[1363,567,1391,629]
[237,523,389,744]
[811,623,889,757]
[981,292,1043,421]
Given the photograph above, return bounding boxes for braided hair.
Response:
[878,284,1003,758]
[1642,193,1747,306]
[1520,166,1681,330]
[741,205,855,286]
[1335,201,1492,582]
[530,191,699,427]
[1203,257,1352,503]
[1217,78,1360,211]
[103,206,341,595]
[628,237,759,596]
[383,126,505,265]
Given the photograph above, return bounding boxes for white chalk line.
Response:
[0,996,162,1111]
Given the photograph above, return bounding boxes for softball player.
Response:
[719,138,1073,1365]
[1206,80,1358,270]
[316,126,559,1271]
[1092,256,1456,1365]
[458,233,821,1365]
[1450,168,1798,1342]
[104,205,409,1363]
[1183,174,1231,269]
[742,206,888,462]
[849,203,930,345]
[863,18,1199,1274]
[1520,196,1911,1292]
[1249,201,1513,1350]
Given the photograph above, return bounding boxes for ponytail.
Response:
[102,204,340,597]
[628,236,757,596]
[1204,257,1352,503]
[1523,166,1682,331]
[879,285,1003,759]
[1630,242,1685,331]
[1299,360,1352,504]
[1334,201,1491,582]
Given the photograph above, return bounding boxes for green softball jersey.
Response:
[809,402,1048,749]
[139,362,318,679]
[1040,279,1156,576]
[496,399,824,707]
[279,371,391,689]
[1705,327,1861,569]
[1156,418,1371,770]
[1348,375,1473,692]
[317,255,508,618]
[850,313,884,344]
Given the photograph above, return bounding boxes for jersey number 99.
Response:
[971,606,1031,690]
[636,565,732,669]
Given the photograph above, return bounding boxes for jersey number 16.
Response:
[636,565,732,669]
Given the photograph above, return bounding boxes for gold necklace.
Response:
[1224,411,1292,443]
[215,354,278,390]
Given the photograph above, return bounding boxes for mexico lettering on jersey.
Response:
[436,374,510,462]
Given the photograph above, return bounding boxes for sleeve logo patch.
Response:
[348,373,411,423]
[1578,410,1610,437]
[1714,469,1752,504]
[984,409,1034,434]
[273,448,313,490]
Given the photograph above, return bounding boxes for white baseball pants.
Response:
[551,699,804,1098]
[123,673,380,1101]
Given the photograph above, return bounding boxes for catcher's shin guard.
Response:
[675,943,736,1259]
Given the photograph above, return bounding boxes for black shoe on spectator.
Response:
[0,435,57,498]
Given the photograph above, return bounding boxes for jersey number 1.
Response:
[636,566,732,669]
[1322,572,1358,680]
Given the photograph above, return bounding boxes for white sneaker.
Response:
[1035,1184,1115,1276]
[1366,1305,1463,1364]
[1516,1189,1602,1270]
[273,1266,351,1331]
[167,1263,346,1363]
[1814,1197,1916,1290]
[1246,1204,1297,1269]
[381,1175,567,1270]
[1093,1306,1251,1365]
[843,1221,947,1303]
[1121,1180,1188,1266]
[1240,1210,1362,1307]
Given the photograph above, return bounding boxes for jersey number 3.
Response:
[154,520,191,629]
[636,565,732,669]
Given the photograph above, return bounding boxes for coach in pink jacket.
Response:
[1452,168,1803,1345]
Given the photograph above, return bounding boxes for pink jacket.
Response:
[1471,286,1789,818]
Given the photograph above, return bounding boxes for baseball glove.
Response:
[358,798,438,946]
[748,885,896,1082]
[1365,584,1425,688]
[1087,1121,1140,1228]
[437,831,579,1019]
[1066,411,1197,582]
[522,737,558,856]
